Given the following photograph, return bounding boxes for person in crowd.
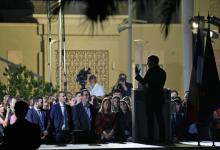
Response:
[135,55,166,143]
[95,97,117,143]
[26,96,50,142]
[1,101,41,149]
[2,95,9,109]
[170,97,185,142]
[7,96,17,125]
[90,95,100,112]
[112,73,133,97]
[66,92,73,106]
[75,91,82,104]
[69,92,82,107]
[89,75,105,97]
[122,96,132,108]
[117,99,132,142]
[72,89,96,131]
[42,97,50,111]
[111,96,121,113]
[50,91,73,144]
[112,89,123,99]
[0,102,10,143]
[213,107,220,141]
[171,90,179,100]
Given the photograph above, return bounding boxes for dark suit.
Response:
[136,65,166,142]
[72,102,96,131]
[26,108,50,134]
[50,103,73,143]
[2,119,41,150]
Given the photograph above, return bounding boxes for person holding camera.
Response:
[112,73,133,97]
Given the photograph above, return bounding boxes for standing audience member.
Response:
[135,55,166,143]
[89,75,105,97]
[7,96,17,125]
[50,91,73,144]
[0,102,10,142]
[26,96,50,142]
[72,89,96,131]
[1,101,41,149]
[112,73,133,97]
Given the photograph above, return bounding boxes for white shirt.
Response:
[89,83,104,97]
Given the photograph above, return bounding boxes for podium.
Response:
[132,89,172,143]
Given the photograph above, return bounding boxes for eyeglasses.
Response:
[83,93,89,96]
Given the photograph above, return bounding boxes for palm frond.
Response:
[160,0,181,39]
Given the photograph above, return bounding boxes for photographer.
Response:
[76,68,91,90]
[112,73,133,97]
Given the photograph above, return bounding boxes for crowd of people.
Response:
[0,73,133,148]
[0,55,219,149]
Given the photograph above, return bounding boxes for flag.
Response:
[187,28,204,124]
[201,26,220,113]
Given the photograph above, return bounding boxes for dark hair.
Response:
[148,55,159,64]
[81,89,90,95]
[171,90,178,95]
[89,75,97,81]
[75,91,81,97]
[14,101,29,118]
[32,96,43,105]
[112,88,122,94]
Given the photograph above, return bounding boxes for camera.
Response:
[76,68,91,90]
[119,77,126,82]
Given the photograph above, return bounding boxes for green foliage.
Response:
[2,64,56,101]
[0,81,7,101]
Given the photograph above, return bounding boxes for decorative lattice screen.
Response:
[56,50,109,93]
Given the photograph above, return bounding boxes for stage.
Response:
[39,141,220,150]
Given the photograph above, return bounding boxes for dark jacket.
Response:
[135,65,166,105]
[72,102,96,131]
[2,119,41,150]
[50,103,73,132]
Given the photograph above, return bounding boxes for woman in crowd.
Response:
[0,102,10,142]
[95,97,117,143]
[117,99,132,142]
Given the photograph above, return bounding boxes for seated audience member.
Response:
[122,96,132,108]
[111,96,121,113]
[112,89,123,99]
[1,101,41,149]
[112,73,133,97]
[95,97,117,143]
[117,100,132,142]
[89,75,105,97]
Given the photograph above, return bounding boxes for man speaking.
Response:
[135,55,166,143]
